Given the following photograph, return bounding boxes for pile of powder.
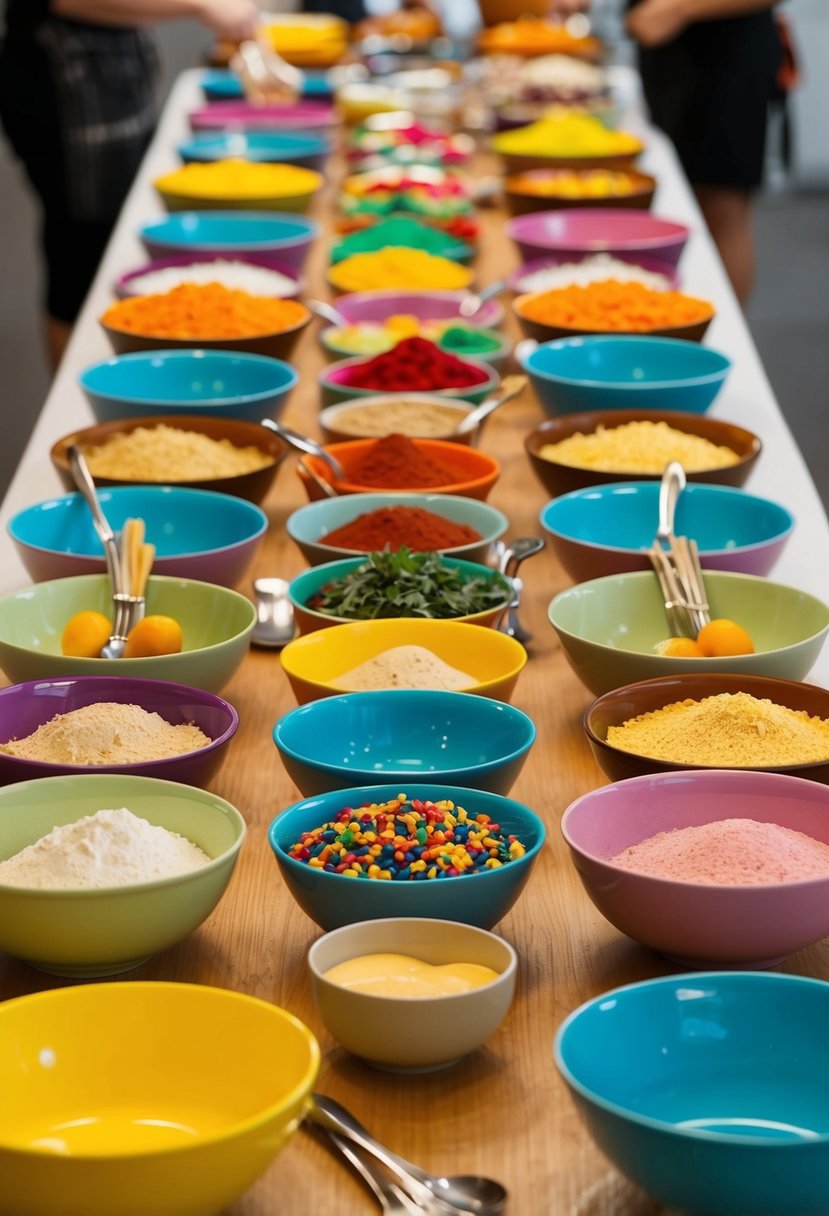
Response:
[537,420,739,474]
[332,645,476,691]
[82,424,271,482]
[0,808,211,890]
[606,692,829,767]
[0,703,210,765]
[610,819,829,885]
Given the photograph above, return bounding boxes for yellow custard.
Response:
[323,953,500,998]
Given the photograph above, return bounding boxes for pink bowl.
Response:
[189,101,338,133]
[114,253,303,298]
[331,290,505,330]
[507,209,690,267]
[507,251,680,293]
[562,769,829,968]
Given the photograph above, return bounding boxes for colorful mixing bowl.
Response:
[318,354,500,408]
[269,781,545,930]
[513,290,714,344]
[0,773,245,975]
[329,289,505,330]
[115,253,304,299]
[508,251,680,294]
[139,211,319,271]
[101,301,311,361]
[318,393,496,446]
[188,100,338,133]
[562,768,829,967]
[279,617,528,704]
[503,168,656,215]
[297,438,501,503]
[507,208,690,266]
[178,131,331,169]
[556,971,829,1216]
[540,482,794,581]
[517,335,731,415]
[0,981,318,1215]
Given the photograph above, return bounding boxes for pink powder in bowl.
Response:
[610,818,829,885]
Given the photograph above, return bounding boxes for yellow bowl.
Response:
[279,617,528,704]
[0,982,319,1216]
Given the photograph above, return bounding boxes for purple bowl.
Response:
[0,676,238,786]
[562,768,829,968]
[189,101,338,133]
[114,253,303,299]
[332,290,505,330]
[507,250,680,293]
[506,209,690,267]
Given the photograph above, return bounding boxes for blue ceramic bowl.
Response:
[268,781,545,930]
[517,335,732,416]
[79,350,298,425]
[139,211,319,271]
[178,131,331,170]
[556,971,829,1216]
[200,69,332,101]
[8,486,267,587]
[273,690,536,796]
[541,481,795,582]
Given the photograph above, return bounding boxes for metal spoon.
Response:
[459,279,506,320]
[323,1129,426,1214]
[453,374,527,437]
[67,445,130,660]
[309,1095,508,1215]
[298,457,338,500]
[260,418,345,483]
[251,578,295,649]
[307,298,350,328]
[494,537,545,644]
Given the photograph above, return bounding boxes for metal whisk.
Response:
[648,462,710,638]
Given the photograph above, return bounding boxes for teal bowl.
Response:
[268,781,545,931]
[556,971,829,1215]
[0,773,245,976]
[548,570,829,696]
[273,690,536,795]
[0,574,256,693]
[286,492,509,566]
[318,354,500,408]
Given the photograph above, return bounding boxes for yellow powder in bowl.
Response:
[80,424,272,482]
[607,692,829,768]
[332,645,476,691]
[538,420,740,474]
[0,703,211,765]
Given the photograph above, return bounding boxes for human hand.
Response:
[198,0,260,42]
[625,0,689,48]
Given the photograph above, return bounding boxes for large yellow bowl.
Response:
[0,982,319,1216]
[279,617,528,704]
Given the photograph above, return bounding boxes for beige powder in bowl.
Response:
[332,645,476,691]
[326,399,471,439]
[0,703,211,765]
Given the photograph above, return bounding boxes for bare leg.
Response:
[693,185,755,308]
[45,314,71,373]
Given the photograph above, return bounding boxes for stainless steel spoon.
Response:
[309,1095,508,1215]
[494,536,545,644]
[260,418,345,483]
[459,279,506,320]
[67,445,130,659]
[453,374,527,436]
[324,1129,426,1214]
[307,297,350,328]
[251,578,295,649]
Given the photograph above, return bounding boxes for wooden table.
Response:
[1,70,828,1216]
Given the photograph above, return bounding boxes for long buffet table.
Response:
[1,68,828,1216]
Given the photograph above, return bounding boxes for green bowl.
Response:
[0,574,256,693]
[548,571,829,697]
[0,773,246,976]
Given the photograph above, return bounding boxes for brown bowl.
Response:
[100,306,312,361]
[50,414,287,505]
[504,169,656,218]
[525,408,763,498]
[497,149,642,176]
[585,672,829,786]
[513,292,713,345]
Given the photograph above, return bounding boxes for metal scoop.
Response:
[459,279,506,320]
[453,374,527,436]
[307,298,350,328]
[251,578,295,648]
[260,419,345,483]
[67,446,130,659]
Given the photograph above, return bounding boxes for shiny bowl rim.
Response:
[516,335,732,390]
[78,349,299,409]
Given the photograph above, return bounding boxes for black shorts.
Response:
[0,18,160,323]
[635,11,782,191]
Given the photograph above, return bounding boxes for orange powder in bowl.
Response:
[101,283,309,339]
[517,279,714,333]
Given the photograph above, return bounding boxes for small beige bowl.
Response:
[307,917,517,1071]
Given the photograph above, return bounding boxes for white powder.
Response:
[515,253,671,294]
[128,260,297,297]
[0,808,211,890]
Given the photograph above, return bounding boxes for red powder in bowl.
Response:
[610,819,829,885]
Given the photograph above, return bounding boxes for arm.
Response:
[627,0,778,49]
[50,0,260,40]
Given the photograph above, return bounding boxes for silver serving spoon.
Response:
[307,298,350,328]
[494,536,545,644]
[298,457,338,500]
[323,1129,426,1214]
[67,445,130,659]
[260,419,345,483]
[309,1095,508,1215]
[459,279,506,320]
[251,578,295,649]
[453,374,527,436]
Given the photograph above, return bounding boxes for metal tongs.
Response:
[649,462,710,638]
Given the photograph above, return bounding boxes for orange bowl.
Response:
[296,438,501,502]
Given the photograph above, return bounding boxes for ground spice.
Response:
[342,434,465,489]
[607,692,829,767]
[518,279,714,333]
[610,819,829,885]
[339,336,489,393]
[323,505,481,551]
[492,113,641,158]
[101,283,309,339]
[0,703,209,764]
[154,159,322,200]
[328,247,472,292]
[326,399,469,438]
[538,420,739,473]
[332,645,476,691]
[81,424,271,481]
